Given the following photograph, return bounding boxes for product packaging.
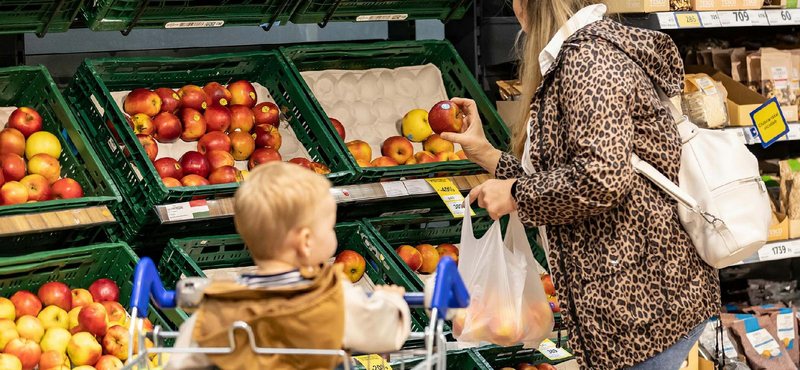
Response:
[778,160,800,238]
[699,49,714,67]
[731,48,749,83]
[728,315,797,370]
[700,318,751,367]
[747,51,763,94]
[672,0,691,10]
[682,73,730,128]
[790,52,800,110]
[761,48,798,121]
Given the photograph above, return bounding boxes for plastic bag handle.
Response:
[461,195,477,242]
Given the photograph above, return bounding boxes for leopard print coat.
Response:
[495,20,720,369]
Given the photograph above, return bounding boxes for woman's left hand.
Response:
[468,179,518,220]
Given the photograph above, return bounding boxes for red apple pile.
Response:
[333,250,366,283]
[395,243,458,275]
[0,107,84,206]
[0,279,153,370]
[123,82,331,188]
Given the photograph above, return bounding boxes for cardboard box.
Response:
[692,0,724,10]
[789,217,800,239]
[679,342,699,370]
[606,0,669,13]
[686,66,769,127]
[771,212,790,241]
[740,0,764,8]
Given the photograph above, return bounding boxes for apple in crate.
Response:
[180,151,210,178]
[3,337,41,370]
[402,109,433,142]
[131,114,155,136]
[154,87,180,114]
[198,132,231,155]
[67,308,80,330]
[229,131,255,160]
[124,89,162,117]
[7,107,42,139]
[436,244,458,266]
[423,134,454,154]
[1,181,28,206]
[101,302,125,326]
[10,292,40,319]
[434,152,453,162]
[330,118,345,140]
[537,364,557,370]
[39,350,69,370]
[345,140,371,163]
[163,177,182,188]
[15,316,43,343]
[88,279,119,302]
[371,157,398,167]
[428,100,463,134]
[0,298,14,321]
[40,327,70,352]
[154,158,183,179]
[516,364,537,370]
[228,81,257,108]
[37,282,72,311]
[334,250,365,283]
[252,124,281,150]
[154,112,182,143]
[413,151,437,164]
[229,105,255,133]
[178,85,210,111]
[204,104,231,132]
[209,166,242,185]
[181,175,210,187]
[179,108,207,142]
[415,244,439,274]
[0,128,25,157]
[206,150,235,171]
[288,158,313,170]
[67,332,101,366]
[395,245,422,271]
[20,175,51,202]
[137,134,158,162]
[95,354,123,370]
[311,162,331,175]
[102,325,129,360]
[25,132,61,161]
[71,289,92,309]
[51,178,83,200]
[0,353,21,370]
[0,318,17,350]
[78,303,107,337]
[253,102,279,127]
[248,148,281,170]
[204,82,232,106]
[0,153,26,182]
[357,159,373,167]
[37,306,68,331]
[381,136,413,165]
[456,150,467,160]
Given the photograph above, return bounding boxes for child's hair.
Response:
[233,162,332,260]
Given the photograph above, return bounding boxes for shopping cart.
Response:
[121,256,469,370]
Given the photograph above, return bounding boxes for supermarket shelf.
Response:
[0,206,115,237]
[621,9,800,30]
[154,174,491,224]
[737,239,800,265]
[720,122,800,145]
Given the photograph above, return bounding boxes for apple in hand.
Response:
[371,157,398,167]
[131,114,155,136]
[180,151,210,179]
[0,128,25,157]
[0,298,14,321]
[204,104,231,132]
[330,118,345,140]
[101,325,129,360]
[204,82,232,106]
[252,124,281,149]
[88,279,119,302]
[395,245,423,271]
[415,244,439,274]
[208,166,242,185]
[345,140,372,163]
[0,353,21,370]
[100,302,125,325]
[153,112,182,143]
[153,158,183,179]
[0,319,18,351]
[423,134,454,154]
[51,178,83,200]
[428,100,463,134]
[15,316,44,343]
[40,327,71,353]
[8,108,42,139]
[1,181,28,205]
[10,292,40,319]
[180,174,210,187]
[198,131,231,155]
[162,177,182,188]
[67,332,101,366]
[20,175,51,202]
[248,148,281,170]
[253,102,279,127]
[137,134,158,162]
[334,250,366,283]
[78,303,107,337]
[179,108,207,142]
[436,243,459,266]
[381,136,413,165]
[124,89,161,117]
[178,85,210,111]
[206,150,235,171]
[0,153,26,182]
[154,87,180,113]
[39,350,69,370]
[37,306,69,331]
[95,354,123,370]
[229,105,255,133]
[3,337,41,370]
[71,289,92,309]
[38,282,72,311]
[228,81,257,107]
[229,131,255,160]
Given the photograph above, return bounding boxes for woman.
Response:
[442,1,720,369]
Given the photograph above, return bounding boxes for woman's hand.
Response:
[440,98,501,173]
[468,179,518,220]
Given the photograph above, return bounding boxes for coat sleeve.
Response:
[341,280,411,353]
[495,152,526,180]
[514,46,635,226]
[163,312,215,370]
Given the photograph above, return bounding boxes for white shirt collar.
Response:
[538,4,607,76]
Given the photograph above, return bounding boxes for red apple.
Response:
[536,364,557,370]
[414,151,437,164]
[162,177,182,188]
[395,245,423,271]
[229,131,255,161]
[180,151,210,178]
[67,332,101,366]
[0,128,25,157]
[310,162,331,175]
[178,85,210,111]
[130,114,155,136]
[100,302,125,324]
[154,87,180,114]
[137,134,158,162]
[415,244,439,274]
[10,291,41,319]
[206,150,235,171]
[330,118,345,140]
[0,181,27,206]
[3,337,41,370]
[153,157,183,179]
[423,134,454,154]
[428,100,463,134]
[179,108,207,142]
[197,132,231,155]
[20,175,51,202]
[51,178,83,200]
[77,303,107,337]
[124,89,161,117]
[39,350,69,370]
[208,166,242,185]
[25,153,59,185]
[229,105,255,133]
[247,148,281,170]
[203,82,232,106]
[153,112,182,143]
[436,243,459,266]
[252,124,282,150]
[204,104,231,132]
[36,282,71,312]
[334,250,366,283]
[516,364,537,370]
[101,325,129,360]
[288,157,313,170]
[371,156,398,167]
[227,81,257,107]
[0,153,26,182]
[88,279,119,302]
[180,174,210,187]
[346,140,372,163]
[7,108,42,139]
[95,354,123,370]
[253,102,279,127]
[71,289,92,309]
[541,274,555,296]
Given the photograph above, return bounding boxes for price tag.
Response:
[164,20,224,28]
[538,339,572,361]
[356,14,408,21]
[380,181,409,198]
[699,12,722,27]
[695,77,719,95]
[425,178,475,218]
[766,9,798,25]
[353,354,392,370]
[749,10,769,26]
[656,12,678,29]
[164,200,210,221]
[675,12,702,28]
[718,11,753,26]
[403,179,435,195]
[330,188,351,202]
[757,242,800,262]
[751,97,790,148]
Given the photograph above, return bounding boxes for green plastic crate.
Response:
[281,40,510,183]
[290,0,471,25]
[63,51,356,244]
[82,0,299,33]
[157,222,432,332]
[0,242,173,332]
[0,0,85,36]
[474,344,574,369]
[0,66,121,254]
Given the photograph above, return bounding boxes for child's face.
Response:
[305,193,338,265]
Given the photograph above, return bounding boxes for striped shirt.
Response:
[236,270,313,289]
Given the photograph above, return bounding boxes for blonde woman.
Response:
[442,1,719,369]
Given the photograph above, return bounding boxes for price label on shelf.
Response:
[765,9,800,25]
[538,339,573,361]
[718,11,753,27]
[699,12,721,27]
[426,178,475,218]
[163,200,210,221]
[675,12,702,28]
[749,10,769,26]
[353,354,392,370]
[380,181,409,198]
[656,12,679,29]
[758,242,800,262]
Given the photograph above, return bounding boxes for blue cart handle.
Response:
[130,256,469,318]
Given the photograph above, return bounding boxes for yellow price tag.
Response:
[353,354,392,370]
[538,339,573,361]
[425,178,475,218]
[675,12,702,28]
[751,98,790,148]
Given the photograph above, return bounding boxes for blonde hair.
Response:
[512,0,605,157]
[233,162,332,260]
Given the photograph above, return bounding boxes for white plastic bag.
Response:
[453,198,554,347]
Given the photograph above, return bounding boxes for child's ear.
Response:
[298,227,313,259]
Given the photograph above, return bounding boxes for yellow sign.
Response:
[353,354,392,370]
[538,339,573,361]
[750,98,790,148]
[425,178,475,218]
[675,13,702,28]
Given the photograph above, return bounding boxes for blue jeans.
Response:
[625,319,710,370]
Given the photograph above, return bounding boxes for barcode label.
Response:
[356,14,408,21]
[164,21,224,29]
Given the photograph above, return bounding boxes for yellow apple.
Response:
[37,306,68,331]
[68,307,81,331]
[0,298,15,320]
[15,316,44,343]
[67,332,102,366]
[40,327,71,353]
[0,318,19,351]
[24,131,61,160]
[402,109,433,142]
[0,353,21,370]
[39,350,69,370]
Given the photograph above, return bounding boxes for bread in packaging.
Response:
[682,73,730,128]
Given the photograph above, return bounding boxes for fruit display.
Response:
[395,243,459,275]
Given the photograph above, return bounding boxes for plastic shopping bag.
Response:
[453,198,554,347]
